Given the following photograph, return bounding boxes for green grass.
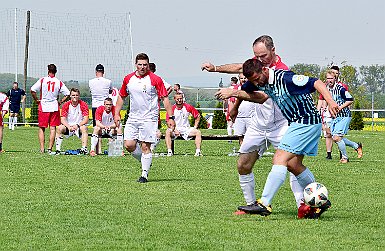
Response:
[0,128,384,250]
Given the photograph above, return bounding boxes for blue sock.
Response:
[261,165,287,206]
[342,137,358,149]
[296,168,315,190]
[336,140,348,158]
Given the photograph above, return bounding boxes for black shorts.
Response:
[9,104,21,114]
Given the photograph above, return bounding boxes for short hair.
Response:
[326,69,337,78]
[149,63,156,73]
[70,88,80,95]
[231,76,238,83]
[330,65,340,72]
[13,81,18,86]
[104,97,113,103]
[252,35,274,50]
[243,58,264,78]
[47,64,57,74]
[174,93,183,98]
[135,53,149,63]
[174,83,181,89]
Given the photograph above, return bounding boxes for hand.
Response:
[167,119,176,129]
[215,88,236,100]
[328,101,339,118]
[201,62,215,72]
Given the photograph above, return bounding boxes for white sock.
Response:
[227,125,233,135]
[260,165,287,206]
[167,149,173,154]
[9,117,13,129]
[289,172,304,208]
[239,173,256,205]
[55,137,63,151]
[131,143,142,162]
[90,135,99,151]
[14,117,17,128]
[195,148,201,153]
[141,152,152,178]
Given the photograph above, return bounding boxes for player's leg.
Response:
[325,125,333,159]
[165,128,173,156]
[79,125,89,153]
[0,122,3,152]
[13,112,19,130]
[124,120,142,161]
[38,127,46,153]
[47,111,61,153]
[37,110,49,153]
[54,124,66,153]
[90,126,101,156]
[188,128,202,156]
[137,121,157,183]
[8,112,14,130]
[331,118,349,162]
[150,129,161,152]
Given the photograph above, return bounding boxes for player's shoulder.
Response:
[123,72,136,83]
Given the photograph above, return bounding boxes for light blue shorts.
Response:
[278,122,322,156]
[330,117,351,136]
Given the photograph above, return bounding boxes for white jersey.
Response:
[30,76,70,112]
[61,100,89,125]
[253,98,288,131]
[95,105,115,127]
[89,77,112,108]
[120,71,168,122]
[169,103,199,130]
[0,92,9,112]
[109,87,119,106]
[233,85,255,118]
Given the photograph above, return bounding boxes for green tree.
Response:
[350,101,364,130]
[360,65,385,94]
[290,63,321,78]
[189,103,207,129]
[212,101,226,129]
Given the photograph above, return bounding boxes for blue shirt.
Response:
[7,88,26,104]
[242,69,321,125]
[328,84,353,117]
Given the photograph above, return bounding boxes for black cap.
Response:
[95,64,104,72]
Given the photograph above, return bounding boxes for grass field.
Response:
[0,127,384,250]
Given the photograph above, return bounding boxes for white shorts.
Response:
[124,119,157,143]
[172,127,194,140]
[239,121,288,155]
[234,117,252,136]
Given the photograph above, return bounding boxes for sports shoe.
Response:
[356,143,363,158]
[340,157,349,163]
[137,176,148,183]
[305,200,331,219]
[297,202,312,219]
[50,150,61,155]
[167,152,173,157]
[79,148,89,155]
[0,149,5,153]
[47,149,52,155]
[325,155,332,160]
[90,150,97,157]
[237,199,272,216]
[194,151,202,157]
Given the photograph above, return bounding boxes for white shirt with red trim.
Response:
[30,76,70,112]
[234,84,255,118]
[120,71,168,122]
[95,105,115,126]
[168,103,199,129]
[89,77,112,108]
[109,87,119,106]
[0,92,10,112]
[61,100,89,125]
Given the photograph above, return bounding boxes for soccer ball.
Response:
[303,182,329,207]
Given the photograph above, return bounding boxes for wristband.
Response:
[169,116,175,120]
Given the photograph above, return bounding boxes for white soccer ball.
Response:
[303,182,329,207]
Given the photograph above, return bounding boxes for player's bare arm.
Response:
[215,88,268,104]
[59,95,69,106]
[114,95,125,126]
[338,101,353,111]
[201,62,243,74]
[31,91,40,103]
[314,80,339,118]
[161,96,176,128]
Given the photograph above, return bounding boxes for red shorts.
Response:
[38,110,61,128]
[0,112,3,126]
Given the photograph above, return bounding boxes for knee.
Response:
[237,159,253,175]
[124,141,136,152]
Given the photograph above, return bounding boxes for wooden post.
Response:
[23,10,30,123]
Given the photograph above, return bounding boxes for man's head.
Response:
[330,65,340,81]
[174,83,181,92]
[230,76,238,85]
[252,35,276,67]
[104,97,113,112]
[95,64,104,75]
[243,58,269,87]
[135,53,150,77]
[12,82,18,89]
[238,73,247,85]
[149,63,156,73]
[174,93,184,106]
[70,88,80,103]
[47,64,57,75]
[326,70,337,88]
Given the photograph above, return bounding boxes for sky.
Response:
[2,0,384,87]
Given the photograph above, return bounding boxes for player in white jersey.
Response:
[233,73,254,145]
[90,97,122,156]
[52,88,89,155]
[165,93,202,157]
[31,64,70,153]
[0,92,10,152]
[114,53,175,183]
[89,64,112,126]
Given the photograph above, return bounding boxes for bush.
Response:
[28,100,38,126]
[350,101,364,130]
[212,101,226,129]
[189,102,207,129]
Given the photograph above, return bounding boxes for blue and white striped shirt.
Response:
[328,83,353,117]
[242,69,321,125]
